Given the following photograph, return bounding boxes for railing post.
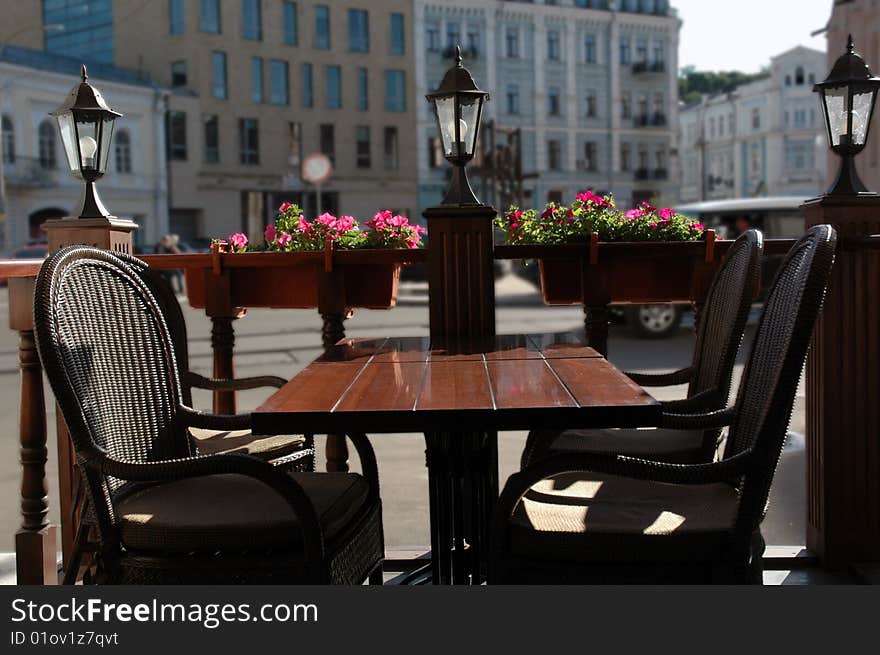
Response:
[9,276,57,585]
[803,195,880,569]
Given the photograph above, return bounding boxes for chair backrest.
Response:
[113,252,195,406]
[34,247,192,512]
[722,225,836,528]
[687,229,763,404]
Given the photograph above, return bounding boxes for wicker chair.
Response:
[490,225,835,584]
[35,246,384,584]
[521,229,763,467]
[117,252,314,469]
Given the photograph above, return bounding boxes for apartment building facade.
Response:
[414,0,681,214]
[678,46,827,204]
[12,0,418,243]
[0,46,169,253]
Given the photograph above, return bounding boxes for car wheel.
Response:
[627,304,682,339]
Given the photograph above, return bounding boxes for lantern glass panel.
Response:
[100,118,115,173]
[824,86,848,147]
[851,90,874,145]
[434,95,457,157]
[75,117,101,172]
[56,112,81,177]
[459,96,481,157]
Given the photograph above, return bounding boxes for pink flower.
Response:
[336,215,357,232]
[264,223,276,242]
[228,233,248,251]
[507,209,523,223]
[649,222,658,228]
[575,190,608,207]
[541,206,556,220]
[625,209,644,220]
[639,201,657,213]
[279,202,293,213]
[297,216,310,233]
[315,212,337,228]
[276,231,292,247]
[367,209,393,230]
[693,222,705,231]
[658,208,675,220]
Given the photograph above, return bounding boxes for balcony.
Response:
[634,113,667,128]
[3,156,58,188]
[632,60,666,74]
[653,168,668,180]
[634,167,651,180]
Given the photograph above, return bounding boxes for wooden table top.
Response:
[251,333,661,435]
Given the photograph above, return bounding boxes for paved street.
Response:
[0,273,806,555]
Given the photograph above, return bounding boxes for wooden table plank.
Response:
[486,359,577,409]
[256,362,365,413]
[335,361,425,413]
[417,361,495,411]
[527,333,602,359]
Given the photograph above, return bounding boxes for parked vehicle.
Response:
[0,242,49,286]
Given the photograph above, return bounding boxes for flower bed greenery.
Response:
[495,190,706,245]
[219,203,426,253]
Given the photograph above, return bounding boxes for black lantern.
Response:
[814,35,880,196]
[426,45,490,206]
[50,65,123,218]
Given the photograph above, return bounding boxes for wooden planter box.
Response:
[182,249,417,310]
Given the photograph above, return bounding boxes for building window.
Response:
[349,9,369,52]
[384,126,399,170]
[620,142,631,171]
[167,111,187,161]
[428,136,443,168]
[466,25,479,54]
[320,124,335,164]
[269,60,289,105]
[750,143,761,175]
[426,23,440,51]
[212,51,227,99]
[169,0,185,34]
[548,88,561,116]
[327,65,341,109]
[586,90,597,118]
[621,92,631,119]
[505,27,519,58]
[585,34,596,63]
[637,93,648,119]
[356,125,371,168]
[636,37,648,63]
[283,1,298,45]
[200,0,221,33]
[171,60,187,87]
[547,30,561,61]
[358,68,369,111]
[795,66,805,85]
[115,129,132,173]
[506,84,520,115]
[653,39,664,65]
[38,120,56,169]
[620,36,630,65]
[303,63,313,107]
[653,92,664,114]
[752,108,761,130]
[204,114,219,163]
[239,118,259,164]
[288,121,302,168]
[547,140,562,171]
[655,149,666,172]
[446,22,460,50]
[252,57,264,103]
[638,146,649,171]
[391,13,405,54]
[242,0,262,40]
[385,70,406,112]
[315,5,330,49]
[1,115,14,164]
[44,0,114,63]
[584,141,597,171]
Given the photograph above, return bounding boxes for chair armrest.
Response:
[493,449,753,539]
[660,406,735,430]
[178,405,252,431]
[186,371,287,391]
[660,389,725,414]
[624,367,693,387]
[344,432,380,494]
[89,451,324,568]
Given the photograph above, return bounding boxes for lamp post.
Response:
[50,65,122,219]
[803,35,880,570]
[426,45,490,206]
[813,35,880,196]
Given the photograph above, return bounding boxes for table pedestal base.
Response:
[424,431,498,585]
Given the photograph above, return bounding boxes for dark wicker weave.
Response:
[521,229,763,466]
[490,225,836,584]
[115,252,315,470]
[35,247,384,584]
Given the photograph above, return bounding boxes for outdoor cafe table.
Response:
[251,333,662,585]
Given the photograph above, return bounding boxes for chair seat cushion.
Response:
[116,472,370,554]
[527,427,707,464]
[509,472,739,563]
[189,428,306,460]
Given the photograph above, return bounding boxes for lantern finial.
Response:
[847,34,854,54]
[81,64,88,82]
[455,44,462,67]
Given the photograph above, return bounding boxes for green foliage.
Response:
[678,65,770,104]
